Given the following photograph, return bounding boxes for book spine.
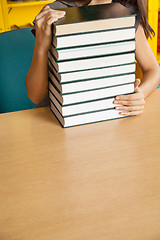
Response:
[48,51,59,72]
[48,60,61,81]
[50,42,58,60]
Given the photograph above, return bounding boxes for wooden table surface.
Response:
[0,90,160,240]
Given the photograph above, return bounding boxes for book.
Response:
[49,81,134,105]
[50,40,135,61]
[48,51,135,73]
[48,62,136,83]
[49,72,135,94]
[49,91,122,117]
[53,27,135,49]
[50,100,126,128]
[53,3,135,36]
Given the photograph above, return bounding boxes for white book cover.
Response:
[49,72,135,94]
[48,63,136,83]
[49,92,123,117]
[53,28,135,49]
[50,101,127,128]
[49,52,135,73]
[49,82,134,105]
[50,41,135,61]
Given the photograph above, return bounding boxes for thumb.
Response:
[134,78,141,92]
[43,5,50,10]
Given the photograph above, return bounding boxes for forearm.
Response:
[139,66,160,99]
[25,42,49,104]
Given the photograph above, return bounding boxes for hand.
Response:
[113,79,145,116]
[34,6,66,53]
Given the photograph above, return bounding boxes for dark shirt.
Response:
[32,0,141,108]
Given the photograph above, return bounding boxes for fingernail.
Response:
[116,96,120,100]
[116,107,120,109]
[120,112,128,115]
[114,101,119,104]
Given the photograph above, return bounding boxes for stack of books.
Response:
[48,3,136,127]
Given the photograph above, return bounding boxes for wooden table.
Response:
[0,90,160,240]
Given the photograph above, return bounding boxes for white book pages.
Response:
[54,53,135,73]
[55,16,135,35]
[49,73,135,93]
[49,82,134,105]
[54,28,135,49]
[57,63,136,83]
[50,101,127,127]
[49,92,123,117]
[50,41,135,60]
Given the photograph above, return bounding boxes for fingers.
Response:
[134,78,141,92]
[134,78,141,90]
[115,105,144,116]
[115,102,144,116]
[113,99,145,106]
[43,13,59,25]
[47,16,59,25]
[35,8,51,21]
[35,7,65,22]
[120,110,143,116]
[34,6,64,52]
[115,91,144,101]
[113,90,145,116]
[35,9,66,33]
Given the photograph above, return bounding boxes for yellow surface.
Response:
[148,0,159,57]
[0,0,54,29]
[0,1,5,32]
[7,0,54,7]
[157,53,160,64]
[7,0,54,27]
[0,89,160,239]
[8,5,49,26]
[0,0,10,31]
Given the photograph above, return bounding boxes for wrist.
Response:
[34,40,49,56]
[139,83,149,99]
